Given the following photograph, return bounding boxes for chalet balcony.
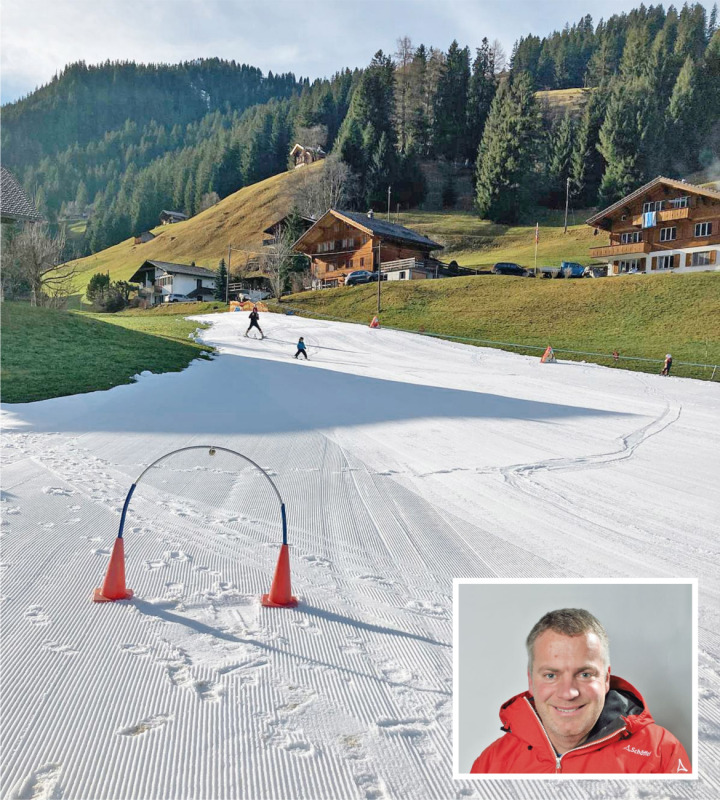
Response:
[589,241,652,258]
[631,207,691,226]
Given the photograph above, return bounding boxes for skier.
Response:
[245,305,264,339]
[294,337,308,360]
[660,354,672,376]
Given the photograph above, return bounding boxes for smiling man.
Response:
[470,609,691,774]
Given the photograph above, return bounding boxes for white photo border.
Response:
[452,577,698,781]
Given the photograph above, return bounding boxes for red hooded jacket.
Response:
[471,676,691,774]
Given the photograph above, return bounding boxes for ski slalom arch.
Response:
[92,445,298,608]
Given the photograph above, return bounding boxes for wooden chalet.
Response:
[292,209,444,288]
[586,177,720,275]
[133,231,156,245]
[159,209,188,225]
[290,144,326,168]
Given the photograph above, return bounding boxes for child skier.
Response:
[294,337,308,359]
[660,353,672,376]
[245,306,264,339]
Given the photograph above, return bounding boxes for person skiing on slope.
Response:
[294,337,308,360]
[245,305,264,339]
[660,354,672,376]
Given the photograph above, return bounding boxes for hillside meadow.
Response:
[64,158,605,300]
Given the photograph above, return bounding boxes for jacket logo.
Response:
[623,745,651,757]
[677,759,689,773]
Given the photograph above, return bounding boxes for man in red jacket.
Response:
[471,608,691,774]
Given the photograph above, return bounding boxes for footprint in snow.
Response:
[404,599,447,618]
[9,761,62,800]
[42,487,75,496]
[117,713,172,737]
[144,559,168,571]
[42,640,79,656]
[302,555,332,568]
[120,644,151,657]
[193,680,223,702]
[164,550,192,562]
[24,605,50,626]
[92,548,111,556]
[281,739,315,756]
[375,718,433,737]
[359,574,396,587]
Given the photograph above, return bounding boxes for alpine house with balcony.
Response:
[586,177,720,275]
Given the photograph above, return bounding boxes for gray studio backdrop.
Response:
[457,582,693,773]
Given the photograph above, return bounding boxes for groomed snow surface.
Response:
[2,310,719,800]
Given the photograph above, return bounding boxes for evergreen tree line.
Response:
[512,2,716,89]
[476,13,720,222]
[85,71,357,253]
[2,59,301,168]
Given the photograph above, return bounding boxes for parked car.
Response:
[536,261,588,279]
[345,270,375,286]
[164,293,196,303]
[492,262,527,276]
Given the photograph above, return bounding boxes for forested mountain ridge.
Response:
[2,1,719,258]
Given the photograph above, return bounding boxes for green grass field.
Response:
[0,302,217,403]
[279,271,720,381]
[397,208,599,269]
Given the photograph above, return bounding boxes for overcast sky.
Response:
[1,0,712,105]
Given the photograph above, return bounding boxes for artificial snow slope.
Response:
[1,310,719,800]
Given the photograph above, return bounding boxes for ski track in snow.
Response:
[1,310,719,800]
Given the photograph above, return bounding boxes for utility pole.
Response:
[563,176,570,234]
[376,242,382,315]
[226,245,232,304]
[387,185,391,221]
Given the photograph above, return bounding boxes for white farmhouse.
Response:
[129,260,217,305]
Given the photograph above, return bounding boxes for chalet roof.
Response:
[586,176,720,226]
[263,214,316,235]
[293,208,443,252]
[290,143,326,156]
[1,167,41,222]
[129,260,217,282]
[337,210,442,250]
[160,209,188,220]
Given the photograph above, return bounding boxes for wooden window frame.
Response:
[659,226,677,242]
[694,222,713,237]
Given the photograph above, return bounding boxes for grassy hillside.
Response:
[0,302,216,403]
[280,272,720,380]
[66,160,326,293]
[65,159,606,297]
[399,207,600,269]
[535,87,591,121]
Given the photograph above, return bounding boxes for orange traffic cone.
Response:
[261,544,298,607]
[93,537,133,602]
[540,345,556,363]
[369,316,380,328]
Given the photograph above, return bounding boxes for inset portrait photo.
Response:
[454,579,696,780]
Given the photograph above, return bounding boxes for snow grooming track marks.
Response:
[2,308,720,799]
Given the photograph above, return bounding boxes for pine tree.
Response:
[570,88,607,206]
[214,258,228,301]
[467,39,497,161]
[597,77,651,206]
[546,111,575,207]
[432,41,471,162]
[474,73,544,222]
[668,57,703,174]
